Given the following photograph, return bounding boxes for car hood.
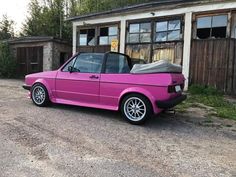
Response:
[25,70,58,79]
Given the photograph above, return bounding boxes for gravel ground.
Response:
[0,79,236,177]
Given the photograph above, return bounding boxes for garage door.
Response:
[17,47,43,76]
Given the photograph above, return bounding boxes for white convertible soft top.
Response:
[130,60,182,74]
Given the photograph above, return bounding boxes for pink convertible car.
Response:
[23,52,186,124]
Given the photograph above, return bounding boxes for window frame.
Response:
[61,55,77,72]
[98,25,119,46]
[61,53,104,74]
[127,22,152,44]
[102,52,132,74]
[154,19,182,42]
[77,28,96,46]
[195,13,229,39]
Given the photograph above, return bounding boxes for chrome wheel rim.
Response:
[124,97,146,122]
[32,86,46,105]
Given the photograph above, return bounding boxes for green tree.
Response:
[0,42,16,78]
[0,15,14,40]
[22,0,155,40]
[22,0,69,39]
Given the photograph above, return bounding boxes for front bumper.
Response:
[156,94,187,109]
[22,84,31,91]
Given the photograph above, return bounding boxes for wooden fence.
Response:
[190,39,236,95]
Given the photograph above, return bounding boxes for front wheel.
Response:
[31,83,50,107]
[121,94,153,125]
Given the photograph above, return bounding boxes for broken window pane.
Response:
[140,23,151,33]
[140,33,151,42]
[168,20,181,30]
[88,37,95,46]
[129,34,139,43]
[156,21,168,32]
[80,29,87,34]
[130,24,140,33]
[168,30,180,41]
[197,17,211,28]
[156,32,167,42]
[212,27,227,38]
[87,29,95,46]
[88,29,95,36]
[100,27,109,36]
[79,29,95,46]
[109,27,118,35]
[99,26,118,45]
[212,15,227,27]
[197,28,211,39]
[196,15,228,39]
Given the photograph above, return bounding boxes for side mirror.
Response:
[68,66,80,73]
[68,66,74,73]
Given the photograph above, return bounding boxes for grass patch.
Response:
[176,85,236,121]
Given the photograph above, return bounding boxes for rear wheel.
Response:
[121,94,153,125]
[31,83,50,107]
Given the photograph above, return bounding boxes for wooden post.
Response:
[73,23,77,54]
[182,12,192,90]
[119,19,126,54]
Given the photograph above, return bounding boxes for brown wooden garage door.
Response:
[190,39,236,95]
[17,47,43,76]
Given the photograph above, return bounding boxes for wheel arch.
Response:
[118,88,155,113]
[32,79,52,99]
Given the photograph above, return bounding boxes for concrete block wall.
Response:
[43,42,53,71]
[52,42,72,70]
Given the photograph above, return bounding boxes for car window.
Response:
[105,53,130,74]
[62,57,77,72]
[73,53,104,73]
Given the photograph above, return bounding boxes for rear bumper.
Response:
[156,94,187,109]
[22,84,31,91]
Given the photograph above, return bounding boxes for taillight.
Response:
[168,85,175,93]
[168,83,184,93]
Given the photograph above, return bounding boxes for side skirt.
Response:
[51,98,119,111]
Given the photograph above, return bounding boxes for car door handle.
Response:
[89,75,99,79]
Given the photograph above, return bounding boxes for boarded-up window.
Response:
[126,44,151,62]
[153,48,174,63]
[152,42,183,64]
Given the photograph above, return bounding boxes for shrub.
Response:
[0,42,17,78]
[188,85,222,96]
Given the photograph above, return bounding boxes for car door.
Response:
[100,53,132,108]
[55,53,104,104]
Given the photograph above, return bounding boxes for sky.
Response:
[0,0,30,34]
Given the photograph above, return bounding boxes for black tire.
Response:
[31,83,50,107]
[120,94,153,125]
